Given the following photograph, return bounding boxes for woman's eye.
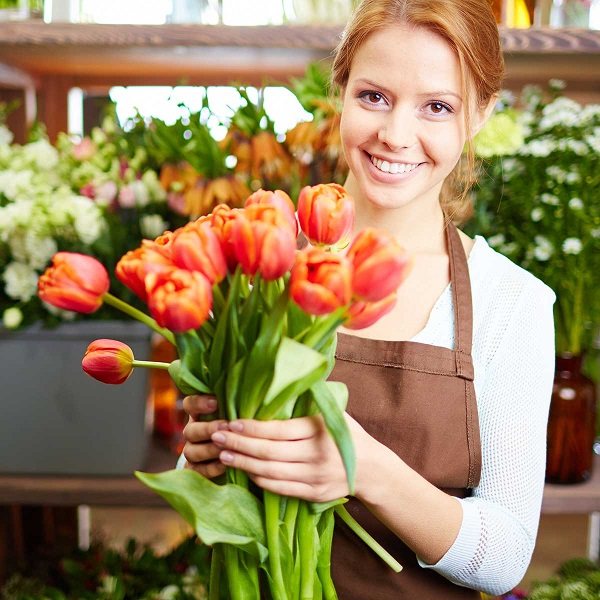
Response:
[428,101,452,115]
[359,91,386,105]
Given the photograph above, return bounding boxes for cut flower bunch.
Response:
[38,183,410,600]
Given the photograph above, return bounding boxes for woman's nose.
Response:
[377,110,417,150]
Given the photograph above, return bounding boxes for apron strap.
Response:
[445,223,474,377]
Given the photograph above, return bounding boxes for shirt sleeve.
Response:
[418,276,556,595]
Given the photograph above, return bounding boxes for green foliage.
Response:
[526,558,600,600]
[0,536,210,600]
[470,82,600,354]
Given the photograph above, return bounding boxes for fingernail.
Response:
[217,422,229,431]
[220,451,234,464]
[212,432,226,444]
[229,421,243,432]
[206,398,217,409]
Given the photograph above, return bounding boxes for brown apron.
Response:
[330,223,482,599]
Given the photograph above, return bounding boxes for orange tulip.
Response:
[210,204,241,271]
[231,205,296,280]
[345,294,397,330]
[297,183,354,246]
[172,220,227,284]
[290,248,352,315]
[346,228,411,302]
[116,235,174,302]
[38,252,109,313]
[245,189,298,236]
[145,268,212,333]
[82,339,134,384]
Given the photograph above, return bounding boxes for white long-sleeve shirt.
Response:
[415,235,556,595]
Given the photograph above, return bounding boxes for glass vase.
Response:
[546,354,597,484]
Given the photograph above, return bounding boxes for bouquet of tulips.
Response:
[38,183,409,600]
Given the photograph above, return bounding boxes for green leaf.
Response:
[308,381,355,493]
[257,337,328,420]
[135,469,268,563]
[168,359,211,395]
[309,497,348,516]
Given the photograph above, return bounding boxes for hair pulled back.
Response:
[332,0,505,223]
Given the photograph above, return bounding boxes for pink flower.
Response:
[72,137,97,161]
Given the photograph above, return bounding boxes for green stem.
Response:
[298,500,317,599]
[103,293,175,345]
[283,497,299,547]
[265,491,289,600]
[209,545,223,600]
[131,360,170,370]
[334,506,402,573]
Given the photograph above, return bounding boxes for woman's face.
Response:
[340,24,481,215]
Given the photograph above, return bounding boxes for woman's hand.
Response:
[181,394,228,479]
[210,413,375,502]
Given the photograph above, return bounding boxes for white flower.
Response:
[2,307,23,329]
[501,242,518,255]
[585,127,600,153]
[24,233,58,270]
[568,197,584,210]
[2,262,39,301]
[158,585,180,600]
[22,139,59,170]
[0,169,34,201]
[565,171,581,184]
[0,124,13,146]
[591,228,600,239]
[42,300,77,320]
[531,207,544,222]
[549,78,566,91]
[487,234,505,248]
[540,193,559,206]
[131,179,150,207]
[533,235,554,261]
[546,166,566,183]
[563,139,588,156]
[71,196,105,245]
[140,214,168,239]
[519,138,555,157]
[562,237,583,255]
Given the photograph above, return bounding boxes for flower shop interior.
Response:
[1,0,600,598]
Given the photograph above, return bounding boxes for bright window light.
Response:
[79,0,172,24]
[108,85,312,138]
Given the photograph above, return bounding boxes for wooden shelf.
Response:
[1,441,599,513]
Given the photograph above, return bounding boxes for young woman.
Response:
[180,1,556,597]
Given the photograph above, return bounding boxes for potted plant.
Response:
[470,80,600,484]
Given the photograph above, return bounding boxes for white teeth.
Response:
[370,155,419,174]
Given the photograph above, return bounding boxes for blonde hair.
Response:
[332,0,504,224]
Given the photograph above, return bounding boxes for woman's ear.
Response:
[470,94,498,139]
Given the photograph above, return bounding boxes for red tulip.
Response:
[38,252,109,313]
[172,219,227,284]
[346,228,411,302]
[232,205,296,280]
[82,339,134,384]
[290,248,352,315]
[245,189,298,236]
[345,294,397,329]
[297,183,354,246]
[145,268,212,333]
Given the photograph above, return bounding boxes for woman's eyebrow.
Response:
[353,79,462,101]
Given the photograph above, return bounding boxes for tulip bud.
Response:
[346,228,411,302]
[171,220,227,284]
[210,204,241,271]
[245,189,298,236]
[145,268,212,333]
[290,248,352,315]
[297,183,354,246]
[82,339,134,384]
[38,252,110,313]
[232,205,296,280]
[345,294,397,330]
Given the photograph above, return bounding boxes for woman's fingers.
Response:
[185,458,226,479]
[211,430,318,462]
[183,394,218,420]
[225,416,322,440]
[184,418,228,443]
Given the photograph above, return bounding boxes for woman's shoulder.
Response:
[469,235,556,307]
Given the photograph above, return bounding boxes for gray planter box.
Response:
[0,320,152,475]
